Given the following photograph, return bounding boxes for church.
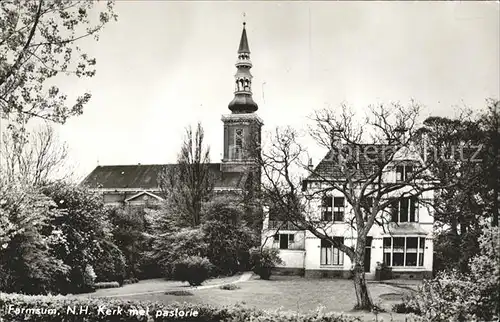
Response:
[82,22,434,280]
[81,22,263,207]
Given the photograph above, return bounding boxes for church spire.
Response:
[228,22,258,114]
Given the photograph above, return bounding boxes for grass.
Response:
[115,275,414,321]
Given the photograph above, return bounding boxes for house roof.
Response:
[307,144,416,181]
[80,163,247,190]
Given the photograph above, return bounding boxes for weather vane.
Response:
[242,12,246,25]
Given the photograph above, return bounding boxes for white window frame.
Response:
[383,236,425,267]
[320,238,344,266]
[273,233,295,250]
[333,197,345,222]
[396,164,414,182]
[392,197,419,223]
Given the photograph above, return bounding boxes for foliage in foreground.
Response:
[0,180,70,294]
[0,293,362,322]
[394,227,499,321]
[0,179,126,295]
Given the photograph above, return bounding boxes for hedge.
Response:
[95,282,120,289]
[0,293,362,322]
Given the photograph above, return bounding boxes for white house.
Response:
[261,143,435,280]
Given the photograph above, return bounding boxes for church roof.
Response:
[80,163,246,190]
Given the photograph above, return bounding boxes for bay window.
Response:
[383,237,425,267]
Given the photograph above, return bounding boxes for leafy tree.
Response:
[150,227,208,277]
[140,203,180,279]
[0,177,70,294]
[93,239,126,285]
[0,0,117,125]
[257,102,443,311]
[159,122,214,227]
[41,182,116,293]
[417,99,499,273]
[106,206,148,279]
[201,196,258,275]
[478,99,500,227]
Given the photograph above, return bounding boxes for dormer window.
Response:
[396,165,413,182]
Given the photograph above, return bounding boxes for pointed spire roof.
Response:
[228,21,258,114]
[238,22,250,53]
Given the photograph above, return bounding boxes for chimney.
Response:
[394,126,408,144]
[308,158,313,171]
[330,128,344,146]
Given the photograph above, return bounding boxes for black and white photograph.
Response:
[0,1,498,321]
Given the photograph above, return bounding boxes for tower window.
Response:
[234,128,243,159]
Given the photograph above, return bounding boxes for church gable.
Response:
[125,191,164,203]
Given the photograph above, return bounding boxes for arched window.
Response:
[234,128,243,159]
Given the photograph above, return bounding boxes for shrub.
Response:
[404,227,500,321]
[151,228,208,278]
[391,296,421,314]
[123,278,139,285]
[250,247,284,280]
[172,256,213,286]
[95,281,120,289]
[201,199,258,275]
[83,265,97,292]
[0,293,363,322]
[219,283,240,290]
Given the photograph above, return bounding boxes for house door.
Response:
[279,235,288,249]
[364,237,373,273]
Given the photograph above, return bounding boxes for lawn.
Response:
[86,275,416,321]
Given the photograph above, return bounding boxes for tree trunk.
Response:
[352,257,373,311]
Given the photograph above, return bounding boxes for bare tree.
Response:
[159,123,214,227]
[0,122,72,185]
[258,101,445,311]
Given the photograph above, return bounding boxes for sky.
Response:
[51,1,499,180]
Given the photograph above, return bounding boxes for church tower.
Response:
[221,22,263,174]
